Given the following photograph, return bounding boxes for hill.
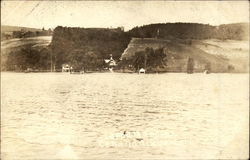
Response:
[120,38,249,73]
[1,23,249,72]
[192,39,249,72]
[128,23,249,40]
[1,25,42,33]
[1,25,53,41]
[1,36,52,71]
[50,26,130,70]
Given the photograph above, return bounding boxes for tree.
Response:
[187,57,194,74]
[131,47,166,71]
[205,62,211,72]
[133,51,145,70]
[147,47,166,69]
[68,49,102,71]
[5,45,51,71]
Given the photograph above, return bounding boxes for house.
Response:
[104,54,117,68]
[62,64,72,72]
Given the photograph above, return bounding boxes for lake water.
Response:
[1,72,249,159]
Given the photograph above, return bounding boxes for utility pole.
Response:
[144,52,147,70]
[50,51,53,72]
[187,57,194,74]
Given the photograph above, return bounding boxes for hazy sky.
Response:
[1,1,249,31]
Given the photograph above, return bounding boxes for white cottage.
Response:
[62,64,72,72]
[104,54,117,67]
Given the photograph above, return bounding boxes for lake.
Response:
[1,72,249,159]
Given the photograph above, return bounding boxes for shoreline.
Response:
[1,71,249,74]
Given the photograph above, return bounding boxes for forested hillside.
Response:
[128,23,249,40]
[1,23,248,72]
[50,26,130,70]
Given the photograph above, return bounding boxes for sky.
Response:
[1,1,249,31]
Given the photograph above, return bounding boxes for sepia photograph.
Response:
[1,0,249,159]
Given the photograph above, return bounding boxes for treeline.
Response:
[118,47,166,72]
[128,23,249,40]
[1,28,53,40]
[4,45,51,71]
[50,26,130,70]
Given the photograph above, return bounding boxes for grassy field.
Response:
[1,36,52,49]
[1,25,42,33]
[121,38,249,73]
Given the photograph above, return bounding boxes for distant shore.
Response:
[1,70,248,74]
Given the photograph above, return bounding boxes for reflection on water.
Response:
[1,72,249,159]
